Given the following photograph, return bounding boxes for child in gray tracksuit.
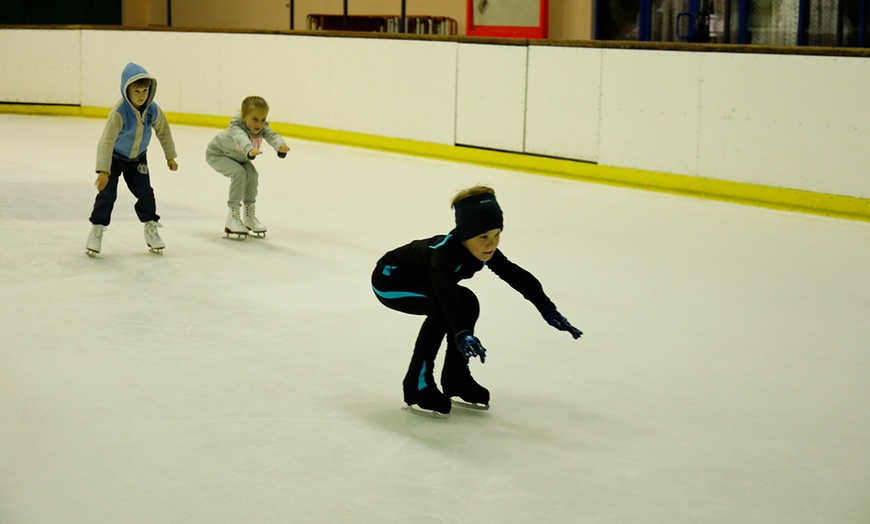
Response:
[205,96,289,238]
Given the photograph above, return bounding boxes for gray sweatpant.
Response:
[206,153,259,207]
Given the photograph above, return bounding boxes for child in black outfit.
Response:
[371,185,582,417]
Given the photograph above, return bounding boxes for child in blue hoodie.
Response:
[85,62,178,256]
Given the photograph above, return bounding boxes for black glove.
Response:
[543,309,583,339]
[454,330,486,363]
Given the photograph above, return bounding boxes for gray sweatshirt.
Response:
[206,113,286,163]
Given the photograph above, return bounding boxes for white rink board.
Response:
[2,28,870,200]
[80,31,459,145]
[455,43,528,152]
[524,45,603,162]
[0,29,81,104]
[291,37,458,143]
[81,30,225,116]
[597,50,703,177]
[698,53,870,198]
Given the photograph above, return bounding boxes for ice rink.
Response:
[1,113,869,523]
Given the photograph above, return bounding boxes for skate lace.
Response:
[144,221,162,238]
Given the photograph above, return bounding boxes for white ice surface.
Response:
[1,114,870,524]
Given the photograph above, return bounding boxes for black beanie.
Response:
[453,192,503,241]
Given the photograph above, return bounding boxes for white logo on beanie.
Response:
[454,194,503,240]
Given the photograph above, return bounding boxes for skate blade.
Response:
[148,247,164,255]
[85,249,98,258]
[247,231,266,238]
[224,229,248,240]
[401,405,450,419]
[450,399,490,411]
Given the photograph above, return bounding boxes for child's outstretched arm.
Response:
[541,307,583,339]
[486,250,583,339]
[261,122,289,157]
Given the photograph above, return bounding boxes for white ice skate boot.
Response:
[224,205,248,240]
[243,204,266,237]
[85,224,106,257]
[143,221,165,254]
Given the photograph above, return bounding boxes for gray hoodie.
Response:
[206,113,286,163]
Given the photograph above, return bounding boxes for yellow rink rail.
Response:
[4,102,868,223]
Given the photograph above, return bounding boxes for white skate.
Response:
[224,205,248,240]
[243,204,267,238]
[144,221,165,254]
[85,224,106,257]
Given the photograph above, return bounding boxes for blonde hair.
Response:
[241,96,269,116]
[451,185,495,208]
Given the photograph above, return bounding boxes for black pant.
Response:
[89,152,159,226]
[372,261,479,393]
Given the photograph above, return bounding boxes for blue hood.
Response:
[120,62,157,111]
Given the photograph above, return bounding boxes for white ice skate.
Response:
[85,224,106,257]
[243,204,267,238]
[143,221,165,254]
[224,205,248,240]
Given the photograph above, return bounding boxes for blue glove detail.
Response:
[543,309,583,339]
[454,330,486,363]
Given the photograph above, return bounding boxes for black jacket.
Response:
[377,230,555,335]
